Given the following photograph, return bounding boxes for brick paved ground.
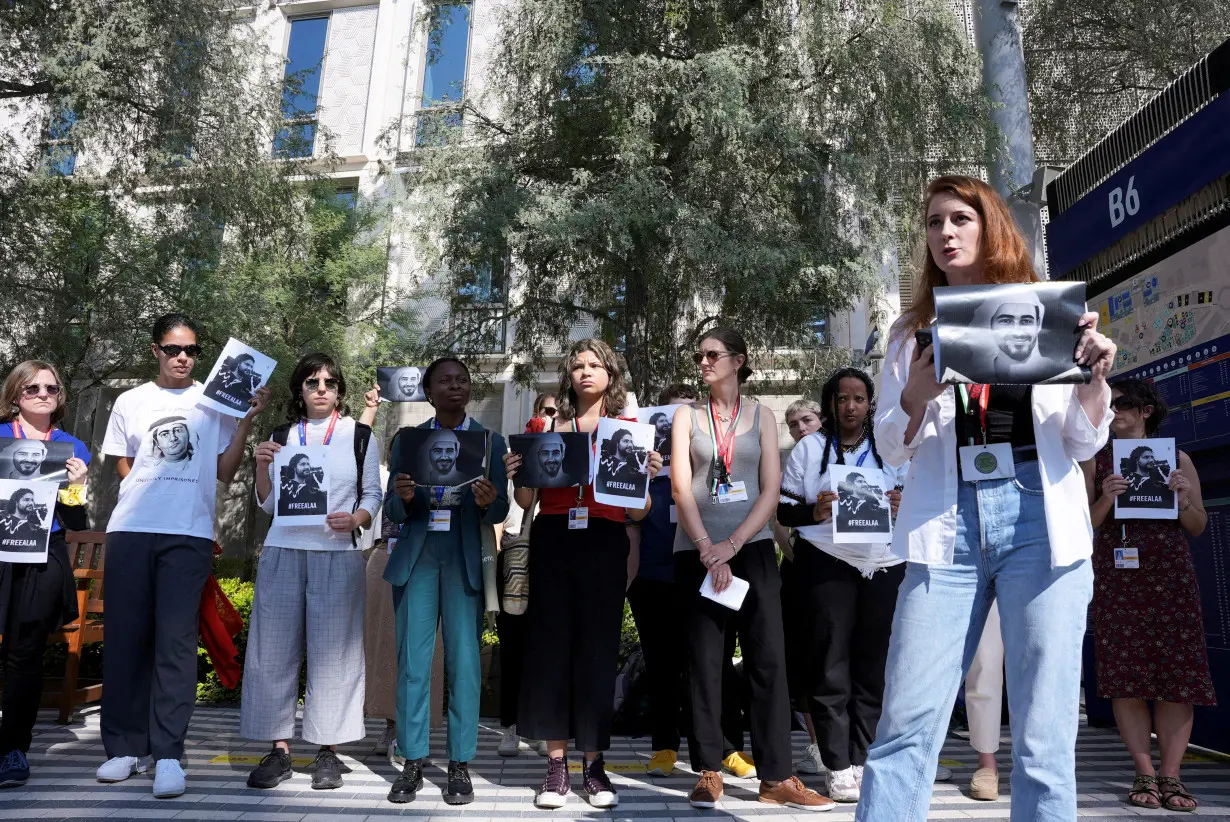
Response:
[0,705,1226,820]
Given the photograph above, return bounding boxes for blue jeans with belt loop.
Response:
[855,460,1093,822]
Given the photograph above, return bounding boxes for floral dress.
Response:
[1091,444,1216,705]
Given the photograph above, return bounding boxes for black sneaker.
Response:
[443,760,474,805]
[247,748,293,789]
[0,750,29,788]
[310,748,344,790]
[583,754,618,808]
[387,759,424,803]
[535,756,570,809]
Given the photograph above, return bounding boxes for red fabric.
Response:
[198,573,243,690]
[526,415,632,523]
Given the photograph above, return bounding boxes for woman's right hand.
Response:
[1101,474,1129,499]
[900,343,945,418]
[393,472,416,503]
[254,441,281,469]
[812,490,837,523]
[503,451,523,480]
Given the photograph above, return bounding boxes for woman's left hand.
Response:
[887,488,902,517]
[65,457,88,485]
[326,512,358,533]
[1169,468,1192,506]
[473,478,498,508]
[646,450,664,480]
[699,537,736,569]
[1074,311,1117,384]
[709,562,733,594]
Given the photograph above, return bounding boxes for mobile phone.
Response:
[914,328,933,351]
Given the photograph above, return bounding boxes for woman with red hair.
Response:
[856,176,1117,822]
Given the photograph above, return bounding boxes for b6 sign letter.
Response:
[1108,175,1141,227]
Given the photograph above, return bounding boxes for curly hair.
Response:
[556,339,628,421]
[818,367,883,474]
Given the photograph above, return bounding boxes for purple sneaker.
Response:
[535,756,570,809]
[583,754,618,808]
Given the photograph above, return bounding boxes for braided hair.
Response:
[818,367,884,476]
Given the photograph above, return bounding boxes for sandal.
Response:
[1127,774,1160,809]
[1157,775,1198,812]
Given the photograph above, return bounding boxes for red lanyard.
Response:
[708,396,742,479]
[11,421,52,441]
[960,384,990,445]
[298,411,338,446]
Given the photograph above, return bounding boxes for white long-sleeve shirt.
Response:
[874,330,1111,569]
[258,415,382,551]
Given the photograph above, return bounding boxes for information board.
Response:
[1092,223,1230,451]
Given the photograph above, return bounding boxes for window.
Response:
[457,251,506,304]
[416,3,471,147]
[809,314,828,346]
[44,107,77,176]
[274,16,330,159]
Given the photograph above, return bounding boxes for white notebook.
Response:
[699,573,750,611]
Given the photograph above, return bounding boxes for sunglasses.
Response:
[541,407,557,417]
[304,378,340,392]
[1110,396,1140,411]
[693,350,734,365]
[21,383,62,398]
[157,343,203,358]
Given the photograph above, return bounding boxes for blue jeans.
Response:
[856,461,1093,822]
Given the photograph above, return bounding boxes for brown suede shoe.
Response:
[970,767,1000,801]
[688,770,723,809]
[758,776,835,812]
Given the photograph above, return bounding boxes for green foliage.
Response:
[196,577,255,704]
[395,0,991,396]
[1023,1,1229,163]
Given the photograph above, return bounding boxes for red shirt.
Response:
[525,415,633,523]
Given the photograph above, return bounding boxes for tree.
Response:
[1023,0,1229,164]
[395,0,992,398]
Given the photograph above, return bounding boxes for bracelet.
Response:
[694,536,711,546]
[728,538,740,554]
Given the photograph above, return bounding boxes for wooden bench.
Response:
[0,530,106,723]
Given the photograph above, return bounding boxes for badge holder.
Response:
[1114,524,1139,569]
[428,486,452,531]
[569,489,588,530]
[958,442,1016,482]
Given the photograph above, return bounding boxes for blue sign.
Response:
[1045,92,1230,277]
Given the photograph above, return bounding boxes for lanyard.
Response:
[298,411,338,446]
[11,421,52,441]
[1121,523,1128,545]
[823,437,870,475]
[571,418,598,505]
[708,396,742,481]
[957,384,990,445]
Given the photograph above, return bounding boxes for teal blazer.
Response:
[382,419,509,592]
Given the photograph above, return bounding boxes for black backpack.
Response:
[270,419,372,546]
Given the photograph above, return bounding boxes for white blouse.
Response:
[874,331,1111,569]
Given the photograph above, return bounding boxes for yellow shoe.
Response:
[722,751,757,779]
[647,749,677,776]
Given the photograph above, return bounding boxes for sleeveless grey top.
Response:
[672,402,773,553]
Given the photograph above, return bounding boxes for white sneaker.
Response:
[96,755,150,783]
[796,742,825,775]
[826,766,860,803]
[375,724,396,754]
[934,764,953,782]
[498,725,521,757]
[387,740,406,769]
[152,758,186,798]
[853,764,864,787]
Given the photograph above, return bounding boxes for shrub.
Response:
[196,577,255,703]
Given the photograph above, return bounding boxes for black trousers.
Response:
[794,539,905,771]
[677,539,792,781]
[518,515,628,752]
[101,532,214,761]
[0,532,71,753]
[495,550,528,729]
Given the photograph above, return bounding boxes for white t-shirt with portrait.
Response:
[102,381,238,540]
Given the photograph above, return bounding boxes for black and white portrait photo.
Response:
[933,281,1091,385]
[145,415,200,476]
[637,405,677,477]
[376,366,428,403]
[0,480,56,563]
[830,464,893,544]
[508,432,590,489]
[199,337,277,417]
[593,417,653,509]
[1113,437,1178,519]
[399,427,486,490]
[0,437,75,487]
[275,445,329,524]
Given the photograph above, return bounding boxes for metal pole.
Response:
[972,0,1047,277]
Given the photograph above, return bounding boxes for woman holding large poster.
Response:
[0,361,90,788]
[1084,378,1213,812]
[861,176,1117,822]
